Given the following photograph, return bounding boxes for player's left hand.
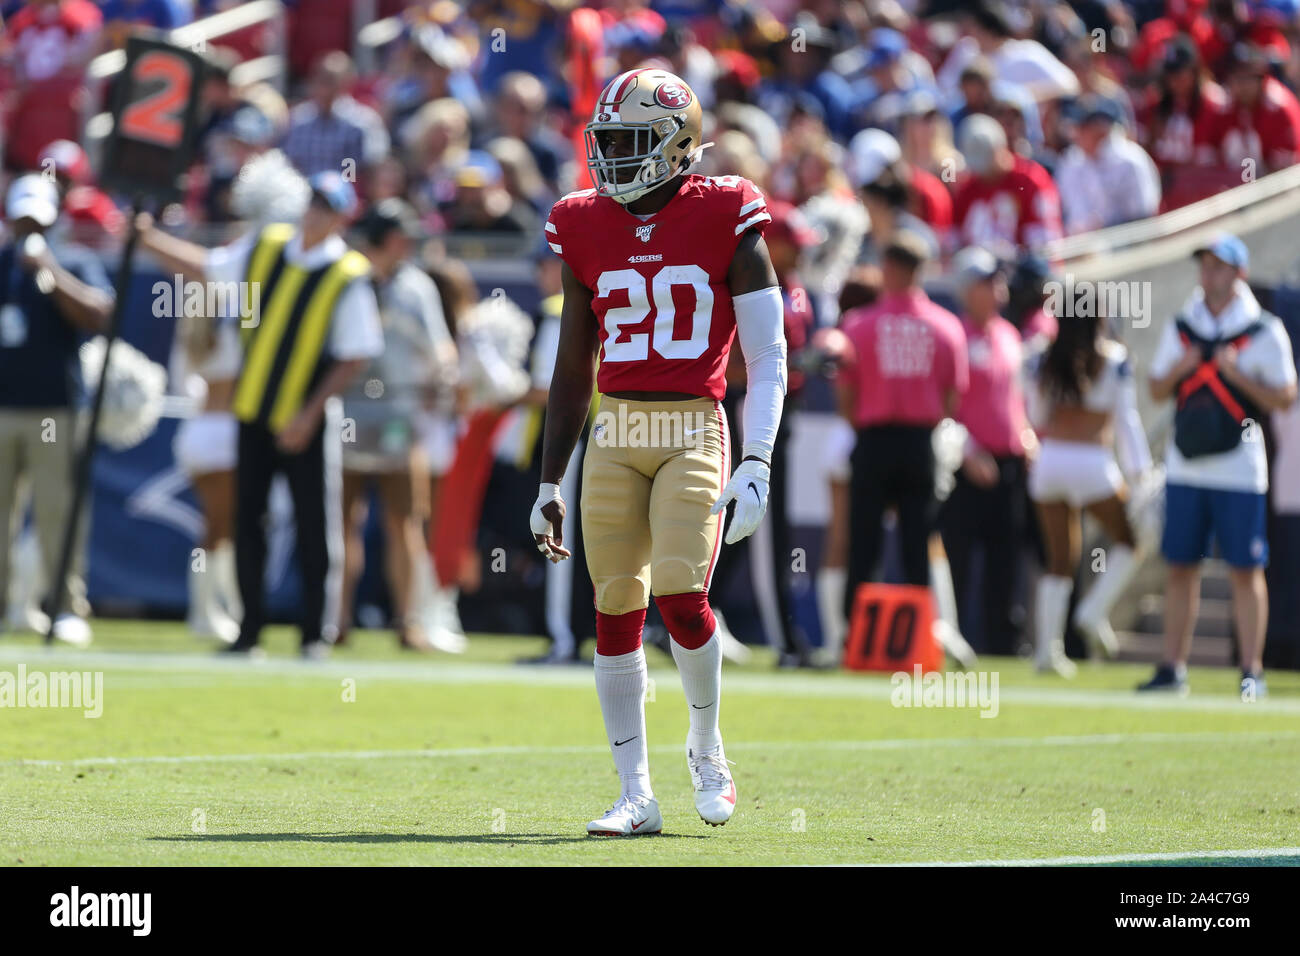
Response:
[531,483,571,562]
[711,458,770,544]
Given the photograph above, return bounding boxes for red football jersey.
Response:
[1206,76,1300,173]
[952,155,1062,256]
[545,174,770,400]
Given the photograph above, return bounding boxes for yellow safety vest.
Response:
[232,223,371,431]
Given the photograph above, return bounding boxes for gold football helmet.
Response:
[584,69,705,205]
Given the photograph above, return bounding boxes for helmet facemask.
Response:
[585,116,690,205]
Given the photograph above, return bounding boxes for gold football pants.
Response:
[580,396,729,615]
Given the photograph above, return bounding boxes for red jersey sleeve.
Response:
[724,175,771,252]
[544,188,598,289]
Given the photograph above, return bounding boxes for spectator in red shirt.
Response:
[1137,36,1229,172]
[1207,41,1300,174]
[941,246,1032,655]
[953,114,1063,259]
[837,231,968,607]
[895,92,955,242]
[3,0,101,170]
[1132,0,1217,76]
[1201,0,1291,78]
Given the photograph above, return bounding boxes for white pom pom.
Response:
[230,149,310,226]
[457,292,534,408]
[79,337,168,450]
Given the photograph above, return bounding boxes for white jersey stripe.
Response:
[734,212,772,236]
[738,198,766,217]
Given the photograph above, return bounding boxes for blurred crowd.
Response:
[6,0,1300,253]
[3,0,1300,667]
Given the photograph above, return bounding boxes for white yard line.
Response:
[0,645,1297,712]
[864,847,1300,866]
[10,728,1298,769]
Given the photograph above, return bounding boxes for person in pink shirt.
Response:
[836,232,968,615]
[940,246,1033,656]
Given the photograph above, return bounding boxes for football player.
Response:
[530,69,787,836]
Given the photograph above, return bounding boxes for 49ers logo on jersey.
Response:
[654,83,692,109]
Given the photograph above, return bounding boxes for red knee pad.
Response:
[654,592,717,650]
[595,608,646,657]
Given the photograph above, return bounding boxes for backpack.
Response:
[1172,316,1265,459]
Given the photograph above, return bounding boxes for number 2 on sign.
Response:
[120,51,192,148]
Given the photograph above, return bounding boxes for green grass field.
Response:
[2,620,1299,866]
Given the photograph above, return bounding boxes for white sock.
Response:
[816,567,847,661]
[1035,575,1073,663]
[594,648,652,800]
[187,558,214,625]
[212,541,242,621]
[1073,544,1137,629]
[929,551,961,637]
[671,632,722,753]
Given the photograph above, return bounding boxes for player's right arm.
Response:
[530,260,599,562]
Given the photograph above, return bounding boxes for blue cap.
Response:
[866,28,906,70]
[1194,233,1249,271]
[229,106,274,146]
[308,171,357,216]
[1065,94,1121,125]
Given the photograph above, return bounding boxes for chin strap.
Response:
[685,141,714,169]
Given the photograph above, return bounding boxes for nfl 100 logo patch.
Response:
[635,223,656,243]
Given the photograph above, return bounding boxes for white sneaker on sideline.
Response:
[51,614,92,647]
[586,795,662,836]
[1074,614,1119,659]
[1034,648,1078,679]
[188,609,240,644]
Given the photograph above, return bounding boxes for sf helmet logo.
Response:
[655,83,692,109]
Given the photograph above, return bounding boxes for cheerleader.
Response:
[171,316,242,642]
[1026,311,1152,676]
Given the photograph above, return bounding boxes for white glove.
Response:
[710,458,770,545]
[530,482,569,562]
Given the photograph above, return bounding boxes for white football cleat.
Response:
[586,795,662,837]
[687,743,737,826]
